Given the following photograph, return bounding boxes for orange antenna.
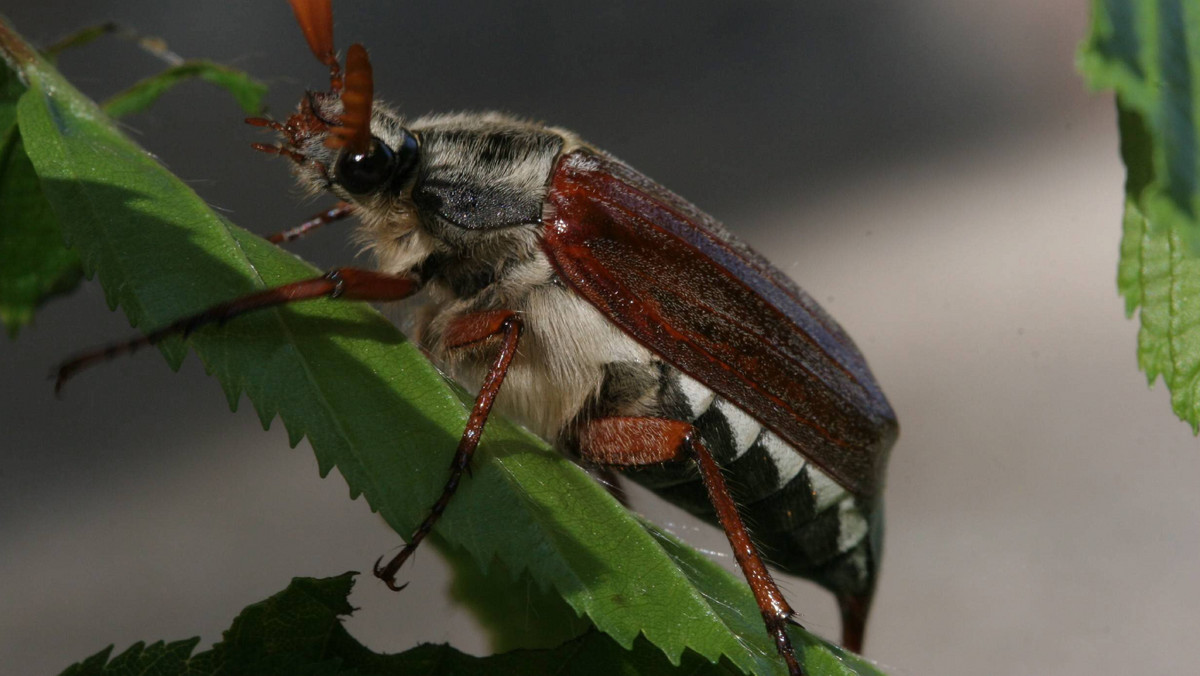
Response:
[288,0,342,91]
[326,43,374,153]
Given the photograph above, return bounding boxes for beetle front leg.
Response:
[578,416,806,676]
[54,268,419,392]
[373,310,523,590]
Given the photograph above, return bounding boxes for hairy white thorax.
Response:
[416,250,654,443]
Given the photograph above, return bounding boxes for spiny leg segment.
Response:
[265,201,356,244]
[579,416,807,676]
[373,310,524,589]
[53,268,418,393]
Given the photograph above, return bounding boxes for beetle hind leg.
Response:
[578,416,806,676]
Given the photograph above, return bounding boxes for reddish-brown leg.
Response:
[373,310,523,590]
[579,416,806,676]
[54,268,419,393]
[266,201,355,244]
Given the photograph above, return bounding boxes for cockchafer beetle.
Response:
[57,2,899,673]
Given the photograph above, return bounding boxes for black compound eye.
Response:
[392,129,419,186]
[335,137,396,195]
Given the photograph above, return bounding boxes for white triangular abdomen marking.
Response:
[808,464,848,512]
[677,373,716,420]
[716,400,762,459]
[837,499,869,552]
[760,431,805,489]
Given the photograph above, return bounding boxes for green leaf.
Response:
[0,26,267,337]
[57,573,755,676]
[102,60,268,117]
[444,543,593,653]
[1081,0,1200,429]
[1,16,884,676]
[0,62,82,336]
[37,21,268,117]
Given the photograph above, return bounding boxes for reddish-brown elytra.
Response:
[57,2,898,674]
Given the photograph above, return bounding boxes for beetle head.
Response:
[249,0,421,210]
[251,2,561,287]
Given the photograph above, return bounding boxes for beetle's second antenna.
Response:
[288,0,341,91]
[326,44,373,153]
[285,0,375,154]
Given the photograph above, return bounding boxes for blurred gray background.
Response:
[4,2,1196,675]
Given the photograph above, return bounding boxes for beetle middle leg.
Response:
[264,201,355,244]
[373,310,524,590]
[578,416,806,676]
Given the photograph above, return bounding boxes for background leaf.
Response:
[1080,0,1200,429]
[58,573,754,676]
[443,542,593,653]
[0,15,884,676]
[41,22,119,58]
[101,60,267,117]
